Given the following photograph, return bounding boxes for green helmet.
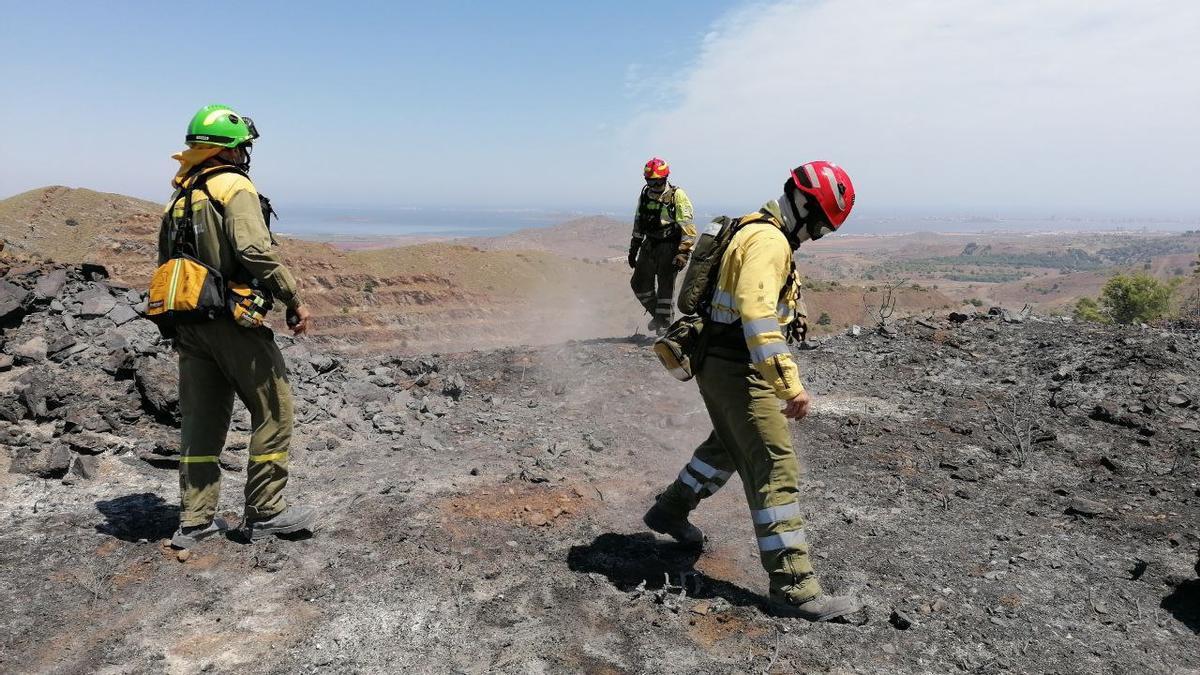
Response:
[185,104,260,148]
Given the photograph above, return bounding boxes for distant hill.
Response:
[463,215,628,260]
[0,186,164,284]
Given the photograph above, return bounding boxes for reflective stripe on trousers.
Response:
[678,456,732,496]
[752,501,807,551]
[757,528,808,552]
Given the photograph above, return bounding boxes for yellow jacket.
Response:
[632,185,697,253]
[159,165,302,309]
[708,200,806,400]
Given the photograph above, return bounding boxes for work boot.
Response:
[647,316,664,333]
[244,505,317,541]
[643,502,705,549]
[768,591,861,622]
[171,516,229,549]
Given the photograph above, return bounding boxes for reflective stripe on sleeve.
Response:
[179,455,219,464]
[749,340,790,363]
[742,317,781,339]
[757,528,808,552]
[249,451,288,463]
[751,501,802,525]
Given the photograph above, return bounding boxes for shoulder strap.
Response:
[662,185,678,220]
[170,165,249,257]
[194,165,249,217]
[696,210,778,320]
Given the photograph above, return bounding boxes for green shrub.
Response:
[1073,297,1106,323]
[1098,273,1175,324]
[817,312,831,326]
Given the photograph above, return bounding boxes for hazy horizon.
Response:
[4,182,1198,237]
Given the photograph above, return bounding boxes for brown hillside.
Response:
[463,215,629,260]
[0,186,163,284]
[0,187,643,352]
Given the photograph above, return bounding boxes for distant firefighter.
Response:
[151,104,317,548]
[628,157,695,335]
[644,161,860,621]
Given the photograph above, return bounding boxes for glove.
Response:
[628,237,640,269]
[672,253,689,270]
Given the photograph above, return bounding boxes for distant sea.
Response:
[274,206,602,240]
[272,206,1199,242]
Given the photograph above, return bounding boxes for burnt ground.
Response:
[1,267,1199,674]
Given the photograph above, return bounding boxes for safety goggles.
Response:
[240,116,260,141]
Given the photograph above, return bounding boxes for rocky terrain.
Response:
[1,262,1198,674]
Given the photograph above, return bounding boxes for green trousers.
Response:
[657,353,821,602]
[630,236,680,324]
[175,318,293,527]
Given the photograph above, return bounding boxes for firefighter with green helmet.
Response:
[642,161,861,621]
[629,157,695,335]
[159,104,316,548]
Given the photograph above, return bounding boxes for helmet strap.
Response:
[231,145,252,172]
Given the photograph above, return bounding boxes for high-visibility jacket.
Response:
[631,184,697,253]
[158,165,302,310]
[707,199,806,400]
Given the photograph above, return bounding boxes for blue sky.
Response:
[2,1,1198,218]
[0,1,733,210]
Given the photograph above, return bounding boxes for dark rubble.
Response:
[0,264,1198,674]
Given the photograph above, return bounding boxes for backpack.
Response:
[636,185,681,238]
[676,211,775,317]
[654,211,801,381]
[145,167,276,330]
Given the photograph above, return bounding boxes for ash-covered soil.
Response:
[1,265,1198,674]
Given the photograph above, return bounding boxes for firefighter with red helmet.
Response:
[642,161,861,621]
[629,157,695,335]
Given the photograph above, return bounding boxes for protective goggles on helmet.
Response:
[240,116,260,142]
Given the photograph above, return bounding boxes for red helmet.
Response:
[644,157,670,180]
[789,161,855,228]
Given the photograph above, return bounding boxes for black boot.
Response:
[642,502,704,549]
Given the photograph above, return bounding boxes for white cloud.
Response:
[625,0,1200,215]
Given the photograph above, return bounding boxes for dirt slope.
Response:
[462,216,628,260]
[1,265,1198,673]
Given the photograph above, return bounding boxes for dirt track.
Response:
[2,271,1199,673]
